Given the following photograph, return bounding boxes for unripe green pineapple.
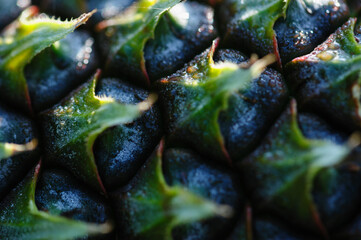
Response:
[1,0,361,239]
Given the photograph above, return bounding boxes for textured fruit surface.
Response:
[1,0,361,240]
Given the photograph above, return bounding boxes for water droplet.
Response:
[317,51,335,61]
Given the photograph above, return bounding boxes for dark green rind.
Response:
[94,78,163,190]
[40,72,150,193]
[0,104,39,200]
[298,112,349,144]
[144,1,217,81]
[97,0,181,87]
[35,169,115,240]
[163,148,243,240]
[274,0,349,64]
[312,164,361,231]
[157,42,283,163]
[218,0,289,65]
[0,163,112,240]
[240,99,351,237]
[25,30,98,113]
[111,141,229,240]
[0,7,94,112]
[218,0,349,66]
[286,18,361,132]
[298,112,361,231]
[215,49,288,161]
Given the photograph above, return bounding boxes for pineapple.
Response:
[1,0,361,239]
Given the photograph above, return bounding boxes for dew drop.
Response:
[317,51,335,61]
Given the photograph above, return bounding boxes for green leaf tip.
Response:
[0,162,113,240]
[168,187,233,226]
[0,6,95,112]
[0,139,38,160]
[290,18,361,65]
[160,40,274,164]
[97,0,181,86]
[241,99,351,237]
[113,140,233,239]
[41,71,156,193]
[223,0,290,66]
[286,18,361,131]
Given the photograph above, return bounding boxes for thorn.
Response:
[94,69,102,80]
[347,132,361,149]
[138,94,158,111]
[207,38,219,63]
[157,138,165,157]
[249,54,258,65]
[250,54,276,77]
[215,204,233,218]
[75,9,97,28]
[239,54,258,69]
[7,139,38,153]
[87,221,114,235]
